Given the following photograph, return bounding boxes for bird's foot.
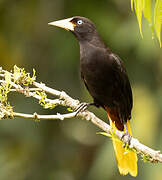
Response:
[75,102,96,116]
[121,123,132,148]
[121,132,132,148]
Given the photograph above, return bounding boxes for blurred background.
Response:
[0,0,162,179]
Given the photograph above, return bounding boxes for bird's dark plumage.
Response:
[68,16,133,130]
[49,16,137,176]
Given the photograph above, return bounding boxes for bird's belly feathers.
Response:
[81,56,117,107]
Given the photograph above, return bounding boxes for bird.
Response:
[48,16,138,177]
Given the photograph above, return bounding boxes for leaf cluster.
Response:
[131,0,162,46]
[0,66,36,119]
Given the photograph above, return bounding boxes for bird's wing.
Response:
[81,73,90,91]
[109,53,133,120]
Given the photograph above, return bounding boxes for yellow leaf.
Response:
[143,0,152,24]
[131,0,161,46]
[134,0,144,37]
[143,0,154,39]
[4,72,11,88]
[96,132,112,138]
[131,0,134,11]
[154,0,162,47]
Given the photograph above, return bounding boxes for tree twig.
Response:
[13,111,77,120]
[12,80,162,163]
[0,67,162,163]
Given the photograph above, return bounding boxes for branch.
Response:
[0,66,162,163]
[13,111,77,120]
[33,81,162,163]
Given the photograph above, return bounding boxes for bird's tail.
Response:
[106,109,138,177]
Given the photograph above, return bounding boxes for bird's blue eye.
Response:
[77,20,83,25]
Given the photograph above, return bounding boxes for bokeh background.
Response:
[0,0,162,179]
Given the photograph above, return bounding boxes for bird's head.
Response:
[48,16,97,42]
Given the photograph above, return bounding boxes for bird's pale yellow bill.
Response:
[48,18,75,31]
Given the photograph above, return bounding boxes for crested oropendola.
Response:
[48,16,138,176]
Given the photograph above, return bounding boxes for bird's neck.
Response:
[79,34,108,62]
[79,31,106,49]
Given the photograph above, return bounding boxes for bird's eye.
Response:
[77,20,83,25]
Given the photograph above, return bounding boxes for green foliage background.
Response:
[0,0,162,179]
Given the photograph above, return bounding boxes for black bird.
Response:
[48,16,138,176]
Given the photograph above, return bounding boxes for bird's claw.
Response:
[75,103,89,116]
[75,102,96,116]
[121,131,132,148]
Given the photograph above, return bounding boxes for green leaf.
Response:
[131,0,134,11]
[44,103,56,109]
[132,0,162,46]
[67,107,73,112]
[143,0,154,39]
[154,0,162,47]
[143,0,152,24]
[96,132,112,138]
[134,0,144,37]
[4,71,11,89]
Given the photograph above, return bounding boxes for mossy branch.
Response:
[0,66,162,163]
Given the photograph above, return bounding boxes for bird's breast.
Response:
[80,46,112,83]
[80,49,116,106]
